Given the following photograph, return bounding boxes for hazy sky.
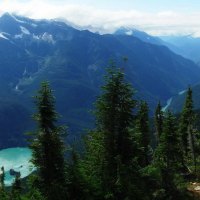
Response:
[1,0,200,36]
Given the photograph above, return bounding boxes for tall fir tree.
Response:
[29,82,67,200]
[0,167,8,200]
[179,87,196,170]
[155,111,184,199]
[154,101,164,144]
[135,101,151,168]
[11,173,22,200]
[80,130,105,199]
[89,63,144,199]
[0,167,5,189]
[67,147,86,200]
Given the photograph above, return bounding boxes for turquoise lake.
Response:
[0,147,34,186]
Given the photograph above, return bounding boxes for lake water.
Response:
[0,147,34,186]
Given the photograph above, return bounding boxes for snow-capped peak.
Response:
[126,30,133,36]
[1,12,26,24]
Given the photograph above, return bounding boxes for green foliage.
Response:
[0,166,5,189]
[78,131,105,199]
[29,82,67,200]
[135,101,151,168]
[178,87,200,175]
[179,87,195,156]
[80,63,149,200]
[0,166,9,200]
[11,174,22,200]
[96,64,136,198]
[154,101,164,143]
[154,111,186,199]
[67,147,88,200]
[157,111,183,170]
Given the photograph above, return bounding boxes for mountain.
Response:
[114,27,164,46]
[114,27,183,60]
[0,13,200,147]
[160,35,200,63]
[115,28,200,65]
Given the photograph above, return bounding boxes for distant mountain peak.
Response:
[0,12,25,23]
[114,27,164,46]
[1,12,13,18]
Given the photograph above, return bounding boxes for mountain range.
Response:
[0,13,200,148]
[161,35,200,64]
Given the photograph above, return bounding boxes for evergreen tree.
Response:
[88,63,143,199]
[0,166,5,189]
[179,87,196,170]
[29,82,67,200]
[67,147,86,200]
[0,167,8,200]
[158,111,182,171]
[135,101,151,168]
[80,130,105,200]
[155,111,184,199]
[25,177,46,200]
[154,101,164,144]
[11,173,22,200]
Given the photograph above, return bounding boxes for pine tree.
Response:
[0,167,8,200]
[67,147,86,200]
[135,101,151,168]
[155,111,183,199]
[91,63,143,199]
[0,167,5,189]
[11,173,22,200]
[158,111,182,171]
[154,101,164,144]
[79,130,105,199]
[179,87,196,171]
[29,82,67,200]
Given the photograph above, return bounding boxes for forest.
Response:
[0,62,199,200]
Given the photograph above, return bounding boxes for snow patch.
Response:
[179,90,186,95]
[162,98,172,112]
[31,23,37,27]
[0,32,9,40]
[20,26,30,35]
[32,32,55,44]
[10,14,25,24]
[126,30,133,36]
[33,34,40,40]
[14,34,23,39]
[41,32,55,44]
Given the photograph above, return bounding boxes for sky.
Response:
[1,0,200,36]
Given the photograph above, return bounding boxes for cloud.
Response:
[0,0,200,36]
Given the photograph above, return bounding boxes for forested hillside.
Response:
[1,65,200,200]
